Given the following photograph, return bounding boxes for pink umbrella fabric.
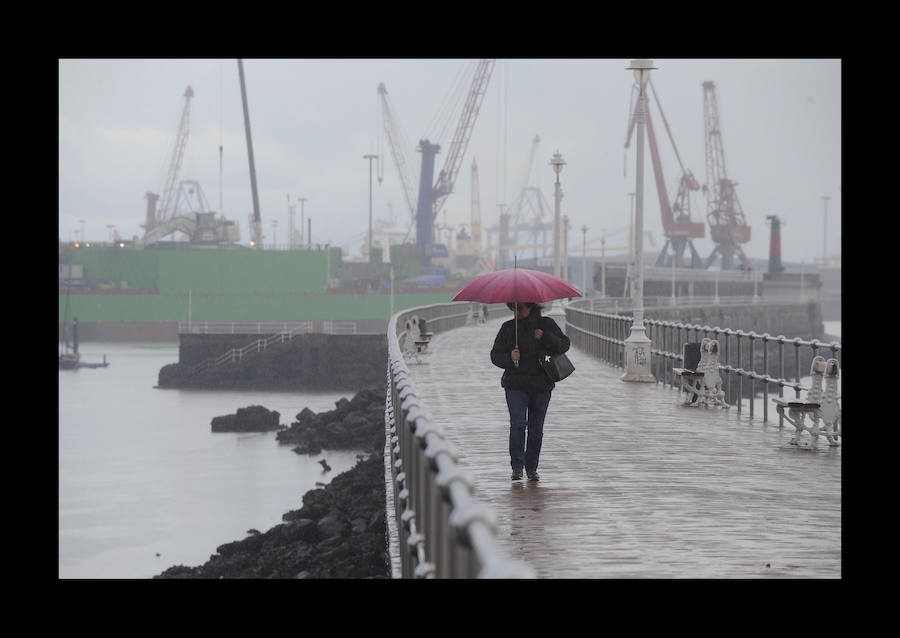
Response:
[451,267,582,304]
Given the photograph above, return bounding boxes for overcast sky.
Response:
[59,58,840,265]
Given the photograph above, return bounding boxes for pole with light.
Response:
[551,151,566,278]
[821,195,831,263]
[364,153,378,262]
[581,224,588,294]
[298,197,307,249]
[622,59,656,383]
[600,230,607,298]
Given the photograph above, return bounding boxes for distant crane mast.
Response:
[146,85,194,234]
[238,59,263,249]
[702,80,751,269]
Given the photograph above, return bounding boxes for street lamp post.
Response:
[671,244,677,305]
[600,233,607,298]
[622,59,657,383]
[581,224,588,294]
[287,193,294,250]
[364,153,378,263]
[627,192,635,260]
[550,151,566,279]
[821,195,831,263]
[298,197,307,248]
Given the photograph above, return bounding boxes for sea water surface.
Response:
[59,342,364,579]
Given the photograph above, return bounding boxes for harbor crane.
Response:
[625,79,706,268]
[140,84,240,248]
[143,85,194,237]
[701,80,751,269]
[378,60,495,269]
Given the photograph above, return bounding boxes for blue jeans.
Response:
[505,389,552,473]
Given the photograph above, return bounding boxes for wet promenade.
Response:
[406,315,841,578]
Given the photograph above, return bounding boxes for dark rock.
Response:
[277,387,385,455]
[317,514,350,538]
[280,519,319,544]
[351,518,368,534]
[211,405,283,433]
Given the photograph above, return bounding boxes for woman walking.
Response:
[490,302,570,481]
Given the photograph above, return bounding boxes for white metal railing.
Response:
[564,298,842,424]
[178,321,315,335]
[385,302,535,579]
[323,320,358,335]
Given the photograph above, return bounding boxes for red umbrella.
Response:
[452,257,581,355]
[452,258,582,305]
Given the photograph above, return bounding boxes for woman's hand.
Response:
[511,347,520,362]
[534,328,543,340]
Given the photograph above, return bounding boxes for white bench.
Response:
[402,316,431,363]
[773,356,841,447]
[673,338,729,409]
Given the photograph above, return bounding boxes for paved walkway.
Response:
[406,315,841,578]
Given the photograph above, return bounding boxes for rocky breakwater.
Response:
[155,387,390,579]
[276,387,385,456]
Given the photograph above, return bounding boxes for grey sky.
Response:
[59,58,840,265]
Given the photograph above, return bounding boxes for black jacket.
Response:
[490,312,570,393]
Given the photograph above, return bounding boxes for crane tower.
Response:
[702,81,751,269]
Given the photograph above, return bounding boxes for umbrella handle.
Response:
[513,255,519,367]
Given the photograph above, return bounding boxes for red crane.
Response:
[625,79,706,268]
[701,80,751,269]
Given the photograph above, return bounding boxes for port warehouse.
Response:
[58,244,454,340]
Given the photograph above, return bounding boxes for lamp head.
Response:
[627,59,657,87]
[550,150,566,176]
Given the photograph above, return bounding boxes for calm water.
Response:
[59,342,365,579]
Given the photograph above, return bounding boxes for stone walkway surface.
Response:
[406,316,841,578]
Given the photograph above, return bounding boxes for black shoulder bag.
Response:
[535,317,574,382]
[538,349,575,382]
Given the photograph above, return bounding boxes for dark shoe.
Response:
[526,471,540,481]
[511,468,523,480]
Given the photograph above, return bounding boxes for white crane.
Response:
[144,85,193,236]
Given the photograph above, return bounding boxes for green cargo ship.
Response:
[58,243,460,341]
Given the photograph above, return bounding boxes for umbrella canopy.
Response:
[452,267,582,304]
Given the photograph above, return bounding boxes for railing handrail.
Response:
[385,301,535,578]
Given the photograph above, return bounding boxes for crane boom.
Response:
[155,86,194,229]
[377,83,419,221]
[431,59,495,220]
[702,80,750,269]
[625,81,704,267]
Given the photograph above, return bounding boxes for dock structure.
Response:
[396,315,841,578]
